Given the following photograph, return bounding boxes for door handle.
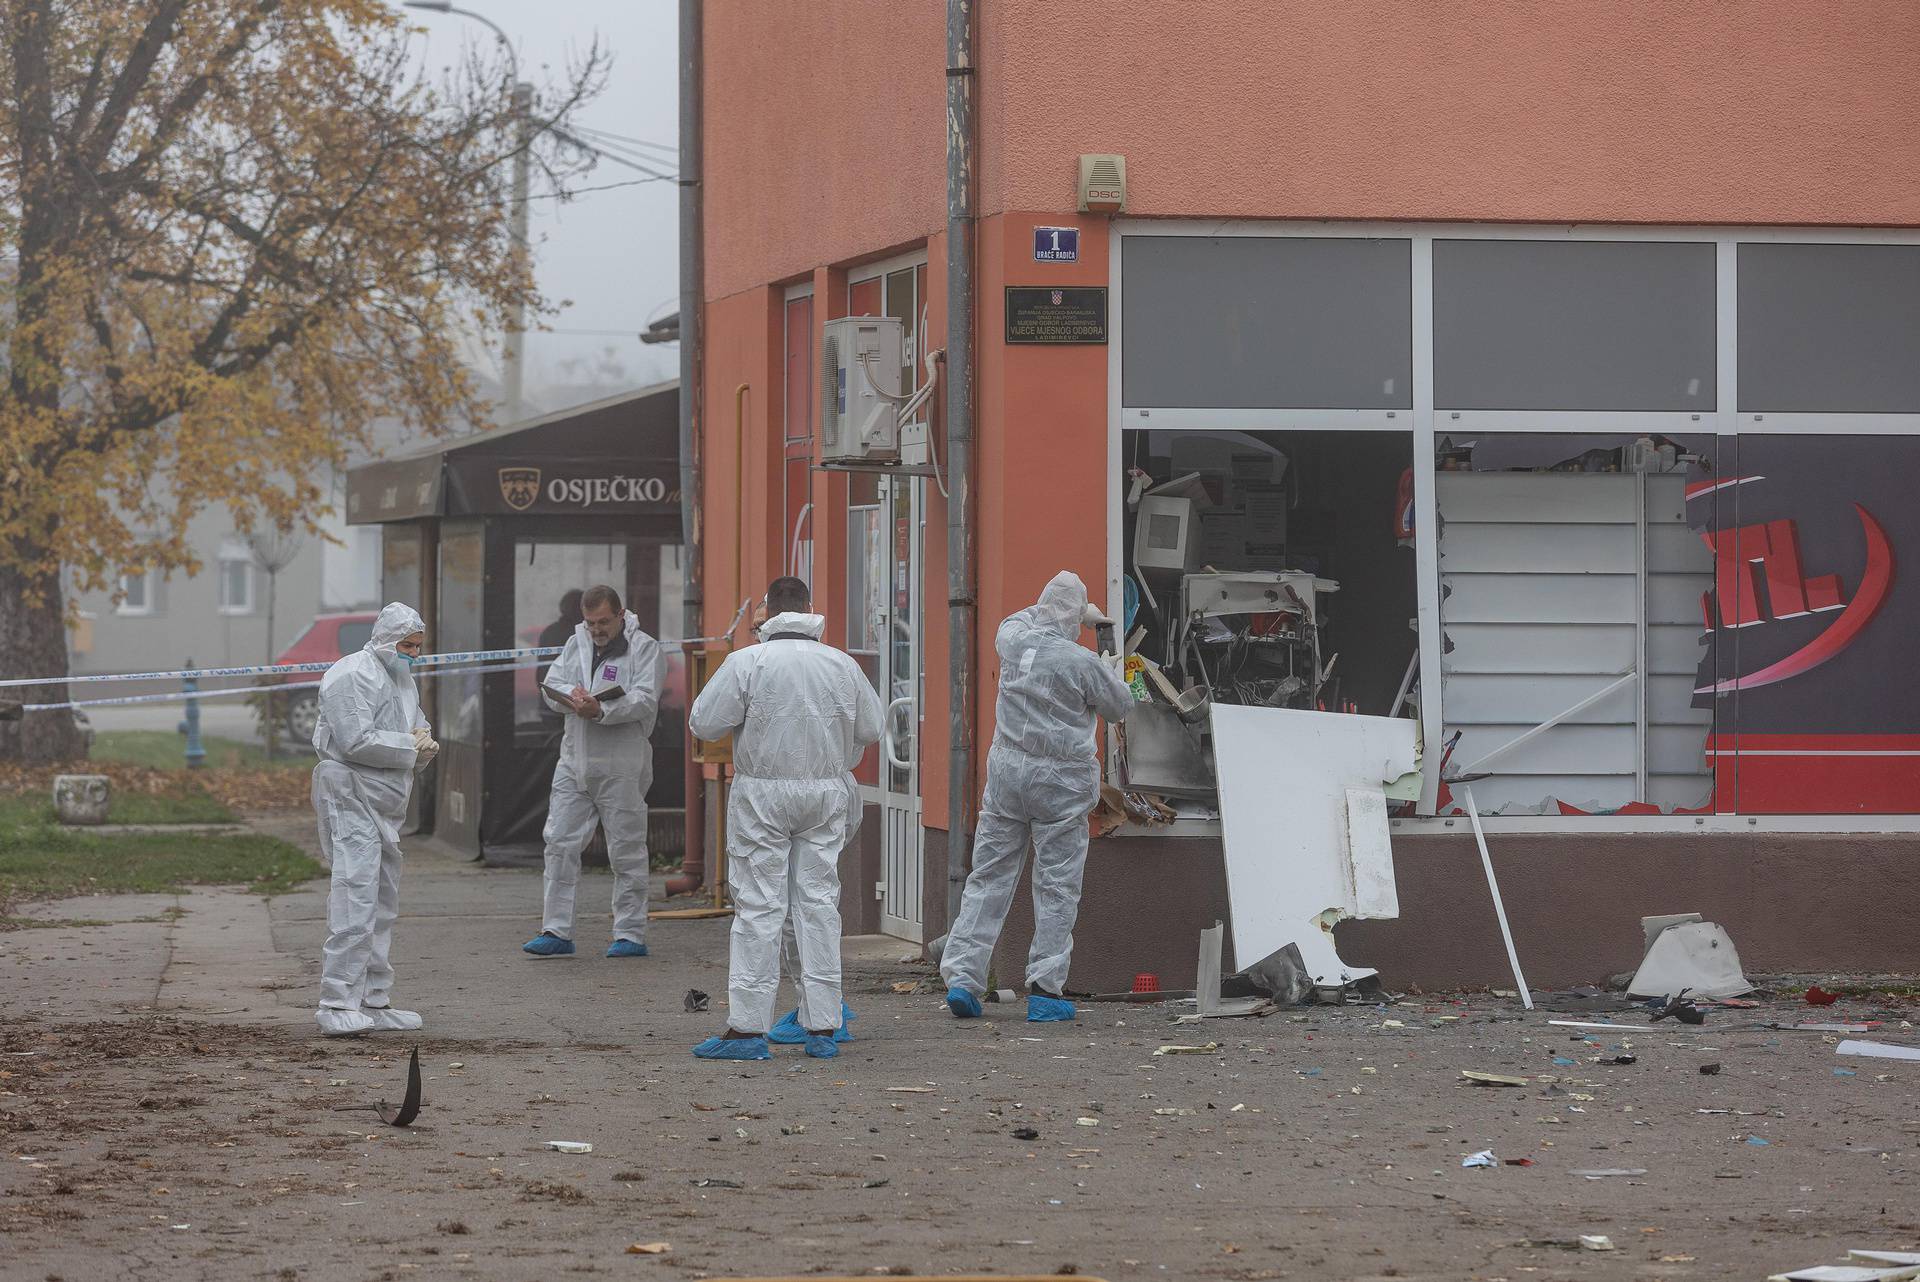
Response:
[883,696,914,772]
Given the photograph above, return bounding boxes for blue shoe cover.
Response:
[522,933,575,956]
[693,1035,771,1061]
[804,1033,840,1059]
[768,1003,856,1044]
[605,940,649,958]
[946,986,983,1019]
[1027,993,1076,1022]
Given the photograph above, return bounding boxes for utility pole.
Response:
[944,0,978,935]
[403,2,530,423]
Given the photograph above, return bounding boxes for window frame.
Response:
[1109,219,1920,834]
[216,549,256,616]
[116,570,156,617]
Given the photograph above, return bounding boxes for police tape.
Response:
[0,645,567,689]
[22,657,554,712]
[3,597,754,698]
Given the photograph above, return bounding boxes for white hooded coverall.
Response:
[688,612,884,1034]
[940,572,1134,998]
[539,610,663,944]
[312,603,431,1016]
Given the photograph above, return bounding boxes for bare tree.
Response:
[1,0,609,761]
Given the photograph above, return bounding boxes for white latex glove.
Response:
[412,726,440,768]
[1081,601,1114,629]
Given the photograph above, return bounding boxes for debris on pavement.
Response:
[1804,985,1843,1006]
[683,989,709,1013]
[1461,1149,1496,1168]
[1700,1062,1724,1074]
[1579,1235,1617,1252]
[1153,1043,1221,1056]
[1191,921,1284,1017]
[1629,915,1754,1000]
[1767,1247,1920,1281]
[546,1141,593,1154]
[1836,1039,1920,1062]
[1459,1070,1530,1087]
[626,1242,671,1255]
[1012,1127,1040,1141]
[691,1178,743,1188]
[1570,1168,1648,1179]
[1456,787,1535,1011]
[1649,991,1708,1025]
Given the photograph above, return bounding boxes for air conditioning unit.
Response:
[820,316,904,465]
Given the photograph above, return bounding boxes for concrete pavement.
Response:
[3,819,1918,1281]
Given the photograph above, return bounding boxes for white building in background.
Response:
[68,471,383,676]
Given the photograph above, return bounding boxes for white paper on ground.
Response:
[1628,920,1754,999]
[1850,1255,1920,1267]
[1770,1266,1920,1282]
[1836,1040,1920,1061]
[1210,706,1416,989]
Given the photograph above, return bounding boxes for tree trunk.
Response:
[0,557,86,763]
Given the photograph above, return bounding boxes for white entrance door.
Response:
[877,473,925,942]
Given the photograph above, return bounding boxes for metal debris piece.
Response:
[334,1048,423,1127]
[1649,990,1707,1025]
[376,1050,424,1126]
[683,989,709,1013]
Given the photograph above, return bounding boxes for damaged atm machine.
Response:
[1114,432,1422,1002]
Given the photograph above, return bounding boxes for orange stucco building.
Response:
[692,1,1920,991]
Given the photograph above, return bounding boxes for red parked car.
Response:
[273,611,378,741]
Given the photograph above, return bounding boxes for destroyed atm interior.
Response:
[1113,425,1719,821]
[1115,428,1417,815]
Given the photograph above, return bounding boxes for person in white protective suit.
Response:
[739,595,867,1047]
[941,571,1133,1024]
[311,603,439,1037]
[766,776,863,1045]
[687,576,884,1061]
[522,584,663,959]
